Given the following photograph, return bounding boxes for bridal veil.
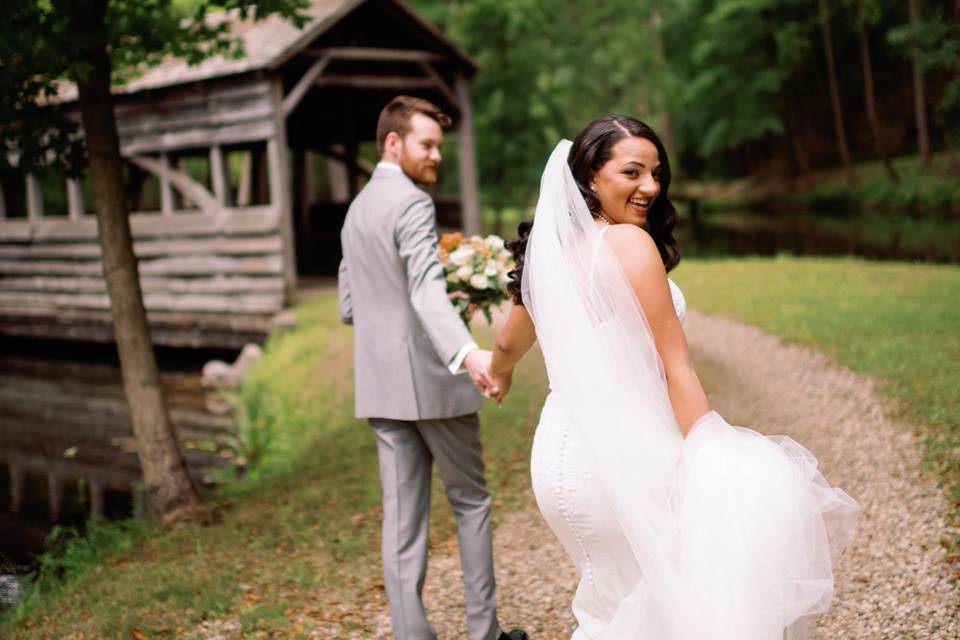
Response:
[521,140,858,639]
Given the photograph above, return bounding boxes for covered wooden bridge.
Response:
[0,0,479,349]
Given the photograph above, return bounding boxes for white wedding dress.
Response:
[524,142,858,640]
[531,266,688,639]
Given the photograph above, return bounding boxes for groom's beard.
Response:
[399,154,440,186]
[409,163,439,187]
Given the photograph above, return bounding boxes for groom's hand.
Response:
[463,348,499,398]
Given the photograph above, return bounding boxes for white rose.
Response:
[484,260,499,277]
[485,235,506,251]
[469,274,490,290]
[456,265,473,281]
[498,270,511,286]
[446,271,460,284]
[449,246,475,266]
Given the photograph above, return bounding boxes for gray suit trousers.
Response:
[369,414,500,640]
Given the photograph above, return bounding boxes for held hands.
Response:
[489,368,513,408]
[463,348,503,402]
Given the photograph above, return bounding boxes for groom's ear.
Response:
[382,131,402,159]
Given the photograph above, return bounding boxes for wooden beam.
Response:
[1,275,285,296]
[2,274,283,296]
[302,47,444,63]
[67,178,85,220]
[0,290,285,314]
[0,308,274,349]
[236,151,253,207]
[159,153,173,216]
[48,472,63,522]
[320,145,374,177]
[325,145,350,203]
[127,154,218,215]
[89,477,104,517]
[417,61,458,109]
[455,74,480,235]
[281,54,331,118]
[0,206,280,242]
[9,463,23,514]
[268,78,298,300]
[26,174,43,220]
[0,254,285,277]
[293,147,311,235]
[303,150,316,203]
[210,145,229,207]
[315,76,436,90]
[345,142,360,200]
[0,234,283,259]
[120,120,276,157]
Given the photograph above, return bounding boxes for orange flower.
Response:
[439,232,464,252]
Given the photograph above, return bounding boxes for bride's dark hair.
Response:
[507,115,682,305]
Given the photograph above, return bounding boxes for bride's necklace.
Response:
[596,211,613,226]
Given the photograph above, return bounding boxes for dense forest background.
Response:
[409,0,959,212]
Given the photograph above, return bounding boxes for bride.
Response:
[488,116,859,639]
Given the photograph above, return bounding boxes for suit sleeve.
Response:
[396,193,473,369]
[337,257,353,326]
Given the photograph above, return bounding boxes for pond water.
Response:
[676,209,960,263]
[0,337,239,605]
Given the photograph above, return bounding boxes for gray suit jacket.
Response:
[338,166,483,420]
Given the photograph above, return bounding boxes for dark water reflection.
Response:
[0,338,239,581]
[676,209,960,263]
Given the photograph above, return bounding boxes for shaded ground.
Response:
[303,309,960,639]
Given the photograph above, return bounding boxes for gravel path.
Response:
[320,310,960,639]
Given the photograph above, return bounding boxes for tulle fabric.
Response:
[522,140,858,639]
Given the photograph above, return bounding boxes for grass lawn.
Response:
[2,298,548,639]
[673,257,960,541]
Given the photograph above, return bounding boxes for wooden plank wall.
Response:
[0,77,288,348]
[116,78,278,155]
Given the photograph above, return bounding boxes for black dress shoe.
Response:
[498,629,528,640]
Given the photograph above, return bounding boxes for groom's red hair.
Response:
[376,95,452,153]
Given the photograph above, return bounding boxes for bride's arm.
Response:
[490,304,537,404]
[604,224,710,437]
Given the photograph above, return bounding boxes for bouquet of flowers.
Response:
[439,232,515,325]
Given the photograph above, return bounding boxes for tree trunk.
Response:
[858,7,899,181]
[650,2,675,161]
[788,108,812,184]
[69,0,199,520]
[818,0,857,185]
[908,0,932,167]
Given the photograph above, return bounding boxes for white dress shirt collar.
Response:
[377,161,404,173]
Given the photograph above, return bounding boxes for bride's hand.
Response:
[490,369,513,407]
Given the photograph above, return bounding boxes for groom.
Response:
[337,95,526,640]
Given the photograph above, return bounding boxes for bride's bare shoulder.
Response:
[602,224,663,273]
